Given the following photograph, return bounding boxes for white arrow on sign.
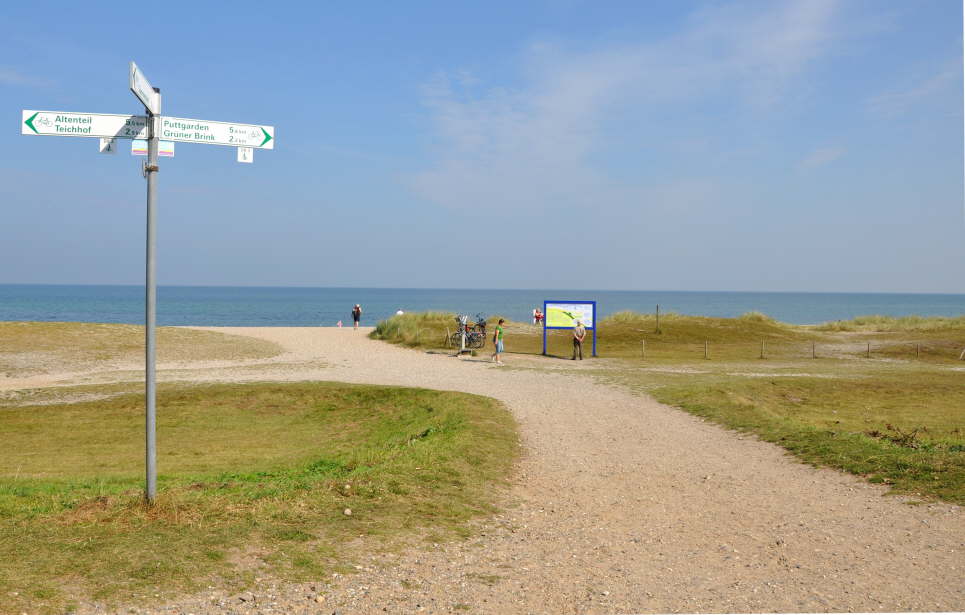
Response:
[159,116,274,149]
[22,110,148,139]
[129,61,160,115]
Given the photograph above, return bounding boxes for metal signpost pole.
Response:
[144,90,160,503]
[542,301,548,356]
[592,301,597,357]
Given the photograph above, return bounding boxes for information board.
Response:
[542,300,597,357]
[545,302,596,328]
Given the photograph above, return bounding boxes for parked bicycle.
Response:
[450,313,488,349]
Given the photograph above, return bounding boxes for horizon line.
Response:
[0,282,963,297]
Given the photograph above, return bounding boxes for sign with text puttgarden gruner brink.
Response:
[159,117,274,149]
[545,302,596,328]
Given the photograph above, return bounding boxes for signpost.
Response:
[22,61,276,503]
[542,300,598,357]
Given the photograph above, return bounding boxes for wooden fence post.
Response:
[704,340,709,360]
[811,341,816,359]
[641,339,646,359]
[445,327,450,348]
[916,343,920,359]
[760,338,765,359]
[655,304,660,334]
[867,342,871,358]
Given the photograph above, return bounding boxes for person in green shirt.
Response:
[491,318,505,365]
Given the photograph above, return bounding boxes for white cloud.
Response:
[408,0,842,213]
[866,66,959,117]
[0,67,49,87]
[798,146,846,170]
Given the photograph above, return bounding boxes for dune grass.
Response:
[0,322,283,377]
[372,309,965,363]
[815,314,965,332]
[370,312,457,348]
[370,310,820,359]
[0,381,518,614]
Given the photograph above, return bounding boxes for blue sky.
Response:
[1,0,962,292]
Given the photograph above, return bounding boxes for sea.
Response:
[0,285,963,327]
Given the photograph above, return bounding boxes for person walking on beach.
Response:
[572,320,586,360]
[492,318,505,365]
[351,304,362,330]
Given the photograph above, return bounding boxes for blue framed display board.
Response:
[542,300,597,357]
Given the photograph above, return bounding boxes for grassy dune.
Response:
[816,314,965,332]
[370,310,820,357]
[370,312,456,348]
[0,322,283,377]
[0,382,518,613]
[372,310,965,361]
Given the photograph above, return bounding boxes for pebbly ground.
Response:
[10,326,961,614]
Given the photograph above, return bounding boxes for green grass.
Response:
[0,322,283,377]
[0,382,518,614]
[635,368,965,504]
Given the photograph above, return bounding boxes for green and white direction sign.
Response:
[22,110,148,139]
[159,116,274,149]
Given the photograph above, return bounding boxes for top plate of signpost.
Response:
[129,61,160,115]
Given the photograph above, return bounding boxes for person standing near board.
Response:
[572,320,586,360]
[351,304,362,330]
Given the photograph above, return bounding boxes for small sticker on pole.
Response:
[132,140,174,157]
[237,147,253,163]
[99,138,118,154]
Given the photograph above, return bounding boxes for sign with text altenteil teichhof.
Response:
[22,110,148,139]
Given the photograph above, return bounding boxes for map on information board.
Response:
[545,302,595,328]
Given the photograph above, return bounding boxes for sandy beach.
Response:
[6,326,963,614]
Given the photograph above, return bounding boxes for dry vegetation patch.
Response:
[0,322,282,377]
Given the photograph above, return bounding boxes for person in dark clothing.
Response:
[351,304,362,330]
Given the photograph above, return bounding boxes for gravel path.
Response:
[40,327,965,613]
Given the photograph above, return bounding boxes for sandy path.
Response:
[32,327,964,613]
